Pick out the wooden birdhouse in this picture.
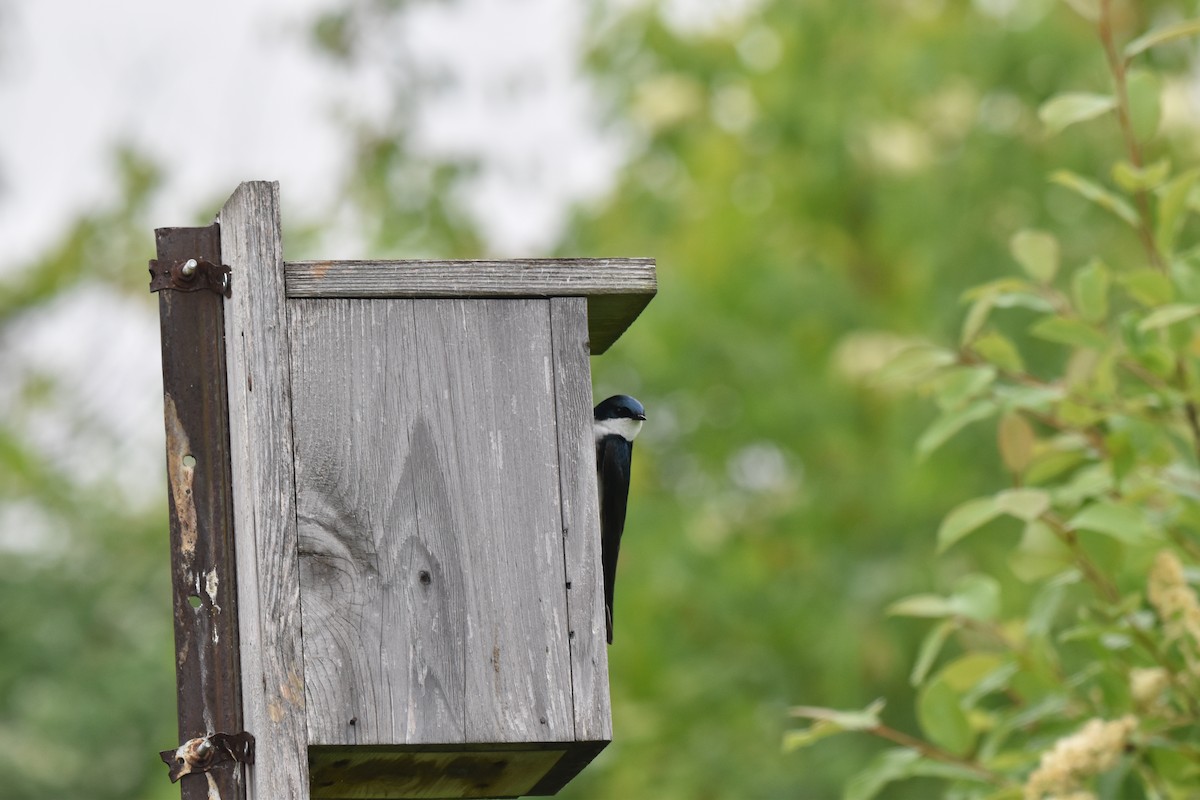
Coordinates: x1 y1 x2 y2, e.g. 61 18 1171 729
152 182 656 800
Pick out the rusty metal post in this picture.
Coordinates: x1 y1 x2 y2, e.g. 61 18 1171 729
153 225 247 799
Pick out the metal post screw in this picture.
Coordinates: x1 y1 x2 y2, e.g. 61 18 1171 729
181 258 198 278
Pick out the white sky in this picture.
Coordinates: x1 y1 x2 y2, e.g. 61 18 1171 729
0 0 624 268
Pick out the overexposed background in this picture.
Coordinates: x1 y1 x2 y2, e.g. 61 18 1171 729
0 0 622 267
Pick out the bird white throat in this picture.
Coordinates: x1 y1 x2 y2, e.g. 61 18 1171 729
594 417 644 443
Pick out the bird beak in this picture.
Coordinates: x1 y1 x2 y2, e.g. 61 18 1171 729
634 412 647 421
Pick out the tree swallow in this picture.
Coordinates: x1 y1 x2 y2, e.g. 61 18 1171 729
594 394 646 644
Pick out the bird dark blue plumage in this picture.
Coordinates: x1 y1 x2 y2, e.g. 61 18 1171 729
594 394 646 644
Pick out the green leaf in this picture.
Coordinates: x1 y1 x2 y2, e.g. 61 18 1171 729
1120 268 1175 307
917 674 974 755
1126 17 1200 59
1009 521 1073 583
1050 170 1139 227
1137 303 1200 331
1096 754 1136 800
1030 315 1110 350
1071 259 1109 323
1027 576 1071 637
1025 447 1087 485
911 620 955 686
981 789 1025 800
991 291 1055 312
961 277 1038 302
937 495 1001 553
782 713 877 751
889 576 999 622
1053 463 1113 508
887 594 958 618
971 331 1025 372
1009 229 1059 283
1068 501 1161 544
939 652 1002 692
1148 746 1198 787
997 412 1036 474
1172 247 1200 302
1065 348 1107 394
1106 429 1135 487
846 747 992 800
931 365 996 411
993 383 1064 412
949 574 1001 621
876 344 957 387
1156 169 1200 256
1062 0 1098 21
1056 398 1104 427
782 724 837 752
1038 92 1116 135
1089 351 1116 398
917 399 997 459
789 699 884 731
1112 159 1170 192
1161 465 1200 502
981 696 1073 767
961 661 1019 707
1126 69 1162 141
960 294 994 345
1130 342 1175 377
995 487 1050 521
844 749 922 800
906 759 995 784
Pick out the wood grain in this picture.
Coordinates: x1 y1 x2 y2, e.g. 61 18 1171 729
219 181 310 800
290 298 576 750
283 259 657 354
549 297 613 743
289 299 466 747
411 298 573 744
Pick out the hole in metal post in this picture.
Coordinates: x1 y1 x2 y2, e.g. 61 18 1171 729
182 454 197 468
188 594 202 609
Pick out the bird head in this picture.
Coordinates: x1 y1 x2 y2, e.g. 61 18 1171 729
594 394 647 443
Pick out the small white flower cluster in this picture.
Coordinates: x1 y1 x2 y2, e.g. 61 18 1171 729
1023 716 1137 800
1148 550 1200 651
1129 667 1170 711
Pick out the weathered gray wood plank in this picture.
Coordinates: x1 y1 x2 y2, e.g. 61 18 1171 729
549 297 613 742
289 298 466 747
412 298 574 743
219 181 310 800
283 259 657 354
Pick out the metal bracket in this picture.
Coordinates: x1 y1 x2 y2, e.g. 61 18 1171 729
149 258 232 297
159 731 255 783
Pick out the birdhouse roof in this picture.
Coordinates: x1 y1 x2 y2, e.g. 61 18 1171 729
285 258 657 353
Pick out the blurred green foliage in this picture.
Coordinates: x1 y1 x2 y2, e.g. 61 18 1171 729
0 153 179 799
4 0 1200 798
558 2 1178 797
787 2 1200 797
